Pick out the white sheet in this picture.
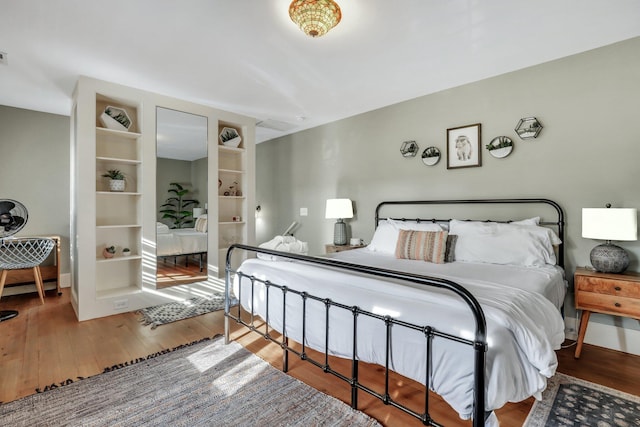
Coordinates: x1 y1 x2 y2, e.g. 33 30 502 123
233 250 566 423
156 228 207 256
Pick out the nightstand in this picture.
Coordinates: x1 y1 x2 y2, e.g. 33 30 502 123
574 267 640 358
325 244 366 254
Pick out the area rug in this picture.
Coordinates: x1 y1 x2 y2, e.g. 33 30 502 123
524 372 640 426
0 336 381 427
138 292 237 329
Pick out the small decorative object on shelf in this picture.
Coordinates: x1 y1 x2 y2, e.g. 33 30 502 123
400 140 419 157
219 127 242 148
515 117 543 139
122 247 131 257
103 245 116 259
102 169 126 192
421 146 441 166
224 181 240 196
232 216 242 222
486 136 514 158
100 106 132 131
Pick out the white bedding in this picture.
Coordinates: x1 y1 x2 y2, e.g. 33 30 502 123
157 228 207 257
233 249 566 423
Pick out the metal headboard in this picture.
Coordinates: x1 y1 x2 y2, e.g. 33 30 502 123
375 198 565 268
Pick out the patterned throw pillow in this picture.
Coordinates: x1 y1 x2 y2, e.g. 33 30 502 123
395 230 448 263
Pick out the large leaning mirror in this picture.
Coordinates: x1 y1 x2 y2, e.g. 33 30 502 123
156 107 208 288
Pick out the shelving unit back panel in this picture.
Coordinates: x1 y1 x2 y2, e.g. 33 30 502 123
96 197 140 226
95 261 142 293
96 132 139 160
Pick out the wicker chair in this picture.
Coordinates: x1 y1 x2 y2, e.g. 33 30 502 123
0 238 56 308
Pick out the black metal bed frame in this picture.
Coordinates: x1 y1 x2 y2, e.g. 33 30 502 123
224 198 565 427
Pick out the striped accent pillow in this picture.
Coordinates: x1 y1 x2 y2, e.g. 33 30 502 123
195 217 208 233
395 230 448 263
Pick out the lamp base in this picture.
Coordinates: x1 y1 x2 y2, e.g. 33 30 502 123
333 219 347 246
590 243 630 273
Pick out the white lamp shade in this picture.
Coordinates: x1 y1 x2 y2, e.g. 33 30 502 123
325 199 353 219
582 208 638 241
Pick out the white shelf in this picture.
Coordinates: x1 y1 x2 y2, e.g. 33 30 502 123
96 224 141 229
96 255 142 263
96 127 141 139
218 195 246 200
219 168 245 174
219 221 246 225
96 156 141 165
96 191 142 196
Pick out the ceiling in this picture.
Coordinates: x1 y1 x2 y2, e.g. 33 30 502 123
1 0 639 144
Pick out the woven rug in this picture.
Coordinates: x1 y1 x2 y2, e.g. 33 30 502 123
524 372 640 426
138 292 237 329
0 336 381 427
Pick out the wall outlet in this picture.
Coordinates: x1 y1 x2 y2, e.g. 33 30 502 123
300 207 308 216
113 299 129 310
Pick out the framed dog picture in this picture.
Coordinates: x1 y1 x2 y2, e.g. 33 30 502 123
447 123 482 169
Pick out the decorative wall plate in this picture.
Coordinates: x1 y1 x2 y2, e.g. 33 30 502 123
486 136 513 158
400 140 419 157
515 117 543 139
421 146 441 165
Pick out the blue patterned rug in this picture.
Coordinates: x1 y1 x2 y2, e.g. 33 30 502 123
524 372 640 426
138 292 237 329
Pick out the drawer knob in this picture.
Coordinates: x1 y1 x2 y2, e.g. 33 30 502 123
614 286 621 291
615 302 622 307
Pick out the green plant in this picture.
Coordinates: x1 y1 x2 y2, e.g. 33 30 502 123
160 182 200 229
486 139 513 151
102 169 125 180
104 245 116 254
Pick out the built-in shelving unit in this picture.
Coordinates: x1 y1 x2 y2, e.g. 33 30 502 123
217 124 250 277
71 76 256 320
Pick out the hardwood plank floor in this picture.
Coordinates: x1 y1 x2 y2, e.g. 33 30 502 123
1 289 639 426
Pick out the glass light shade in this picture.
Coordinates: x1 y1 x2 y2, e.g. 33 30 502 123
582 208 637 241
325 198 353 219
289 0 342 38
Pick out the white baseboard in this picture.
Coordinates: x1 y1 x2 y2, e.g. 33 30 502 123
565 316 640 356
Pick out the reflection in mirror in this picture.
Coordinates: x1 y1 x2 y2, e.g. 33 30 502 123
156 107 208 288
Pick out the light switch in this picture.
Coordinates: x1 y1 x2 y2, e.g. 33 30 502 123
300 207 308 216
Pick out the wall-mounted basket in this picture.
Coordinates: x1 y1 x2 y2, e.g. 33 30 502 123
219 127 242 148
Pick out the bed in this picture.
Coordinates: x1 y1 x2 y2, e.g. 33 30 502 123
224 198 567 427
157 219 208 271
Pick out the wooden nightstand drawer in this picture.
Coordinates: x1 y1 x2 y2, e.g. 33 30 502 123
575 291 640 319
575 276 640 298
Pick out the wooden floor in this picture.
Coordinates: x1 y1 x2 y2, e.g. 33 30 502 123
156 256 207 288
1 289 639 426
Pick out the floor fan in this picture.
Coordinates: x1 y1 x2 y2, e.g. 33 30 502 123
0 199 39 321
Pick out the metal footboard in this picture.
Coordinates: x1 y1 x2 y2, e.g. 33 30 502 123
224 244 488 427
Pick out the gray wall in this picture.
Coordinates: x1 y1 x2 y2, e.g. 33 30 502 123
256 37 640 330
0 106 70 274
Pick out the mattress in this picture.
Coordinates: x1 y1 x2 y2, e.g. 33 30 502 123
233 250 566 423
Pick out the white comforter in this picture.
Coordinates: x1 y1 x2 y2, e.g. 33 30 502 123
233 249 566 423
156 228 207 257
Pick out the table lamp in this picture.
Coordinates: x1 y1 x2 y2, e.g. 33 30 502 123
582 204 637 273
325 198 353 245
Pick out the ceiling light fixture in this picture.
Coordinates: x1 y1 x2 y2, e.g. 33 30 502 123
289 0 342 38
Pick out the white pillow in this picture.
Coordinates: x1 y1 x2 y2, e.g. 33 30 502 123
194 217 208 233
368 219 443 255
449 220 561 266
